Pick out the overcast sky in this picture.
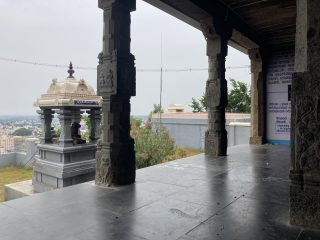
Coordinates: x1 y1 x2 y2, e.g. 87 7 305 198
0 0 250 116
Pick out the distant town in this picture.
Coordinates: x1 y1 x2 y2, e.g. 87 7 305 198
0 115 48 154
0 115 147 154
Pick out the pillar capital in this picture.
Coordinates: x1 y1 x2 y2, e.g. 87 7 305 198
248 48 262 72
201 23 229 58
200 17 232 40
248 48 261 60
201 24 218 40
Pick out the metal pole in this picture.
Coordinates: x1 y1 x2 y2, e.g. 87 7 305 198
159 33 163 130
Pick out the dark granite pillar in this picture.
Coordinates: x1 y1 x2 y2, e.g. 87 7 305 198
56 109 73 147
290 0 320 228
202 25 229 156
96 0 136 186
71 109 83 124
249 48 264 144
37 109 54 144
88 109 101 143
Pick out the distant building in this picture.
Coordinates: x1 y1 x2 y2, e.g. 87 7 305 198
152 106 251 150
0 135 14 153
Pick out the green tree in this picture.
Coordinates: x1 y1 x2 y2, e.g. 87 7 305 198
190 97 203 112
189 93 207 112
199 94 207 112
151 104 164 114
189 80 251 113
226 79 251 113
13 128 32 136
148 104 164 121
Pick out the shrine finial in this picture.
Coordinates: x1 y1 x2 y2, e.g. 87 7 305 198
67 62 75 78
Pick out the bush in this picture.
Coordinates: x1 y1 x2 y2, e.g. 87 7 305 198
166 146 187 161
131 117 186 169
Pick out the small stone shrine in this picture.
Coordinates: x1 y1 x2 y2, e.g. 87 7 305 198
33 63 102 192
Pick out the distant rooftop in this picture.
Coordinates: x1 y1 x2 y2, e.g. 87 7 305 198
153 112 251 119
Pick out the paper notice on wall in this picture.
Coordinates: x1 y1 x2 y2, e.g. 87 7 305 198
266 50 294 144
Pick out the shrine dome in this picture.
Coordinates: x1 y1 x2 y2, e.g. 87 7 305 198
34 62 102 108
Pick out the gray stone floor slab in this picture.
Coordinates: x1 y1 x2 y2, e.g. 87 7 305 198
1 144 320 240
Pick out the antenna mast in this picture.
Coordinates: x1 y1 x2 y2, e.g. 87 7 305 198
159 33 163 130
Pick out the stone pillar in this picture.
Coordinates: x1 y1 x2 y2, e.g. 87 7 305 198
96 0 136 186
37 109 54 144
290 0 320 228
71 109 82 124
248 48 264 144
88 109 101 143
56 109 73 147
202 25 229 156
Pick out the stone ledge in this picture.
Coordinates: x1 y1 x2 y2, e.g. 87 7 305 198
4 180 34 201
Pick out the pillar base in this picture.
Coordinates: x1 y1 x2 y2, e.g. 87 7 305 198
249 136 264 145
205 130 227 156
95 140 135 187
290 182 320 228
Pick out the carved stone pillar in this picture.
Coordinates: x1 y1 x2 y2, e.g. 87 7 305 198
290 0 320 228
37 109 54 144
249 48 264 144
88 109 101 143
203 25 229 156
96 0 136 186
56 109 73 147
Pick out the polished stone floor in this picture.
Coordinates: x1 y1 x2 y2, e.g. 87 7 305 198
1 144 320 240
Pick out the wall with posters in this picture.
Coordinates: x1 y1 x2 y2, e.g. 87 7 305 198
266 49 294 145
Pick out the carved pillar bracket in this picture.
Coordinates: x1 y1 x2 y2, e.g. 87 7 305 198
202 24 230 156
37 109 54 144
56 109 73 147
96 0 136 186
290 0 320 228
248 48 264 144
88 109 102 143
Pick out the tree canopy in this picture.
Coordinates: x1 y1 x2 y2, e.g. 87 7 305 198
13 128 32 136
189 79 251 113
189 94 207 113
226 79 251 113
